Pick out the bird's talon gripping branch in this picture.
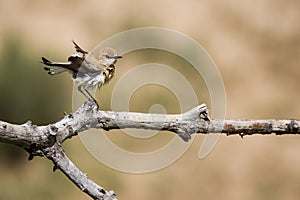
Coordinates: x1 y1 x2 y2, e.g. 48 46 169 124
83 100 99 111
90 100 99 110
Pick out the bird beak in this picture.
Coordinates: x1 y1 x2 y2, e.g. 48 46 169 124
115 55 122 59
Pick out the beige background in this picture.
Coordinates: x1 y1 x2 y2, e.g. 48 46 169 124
0 0 300 199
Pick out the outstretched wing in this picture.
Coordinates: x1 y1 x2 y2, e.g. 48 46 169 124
73 40 88 55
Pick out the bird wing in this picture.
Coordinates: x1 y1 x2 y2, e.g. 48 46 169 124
72 40 88 55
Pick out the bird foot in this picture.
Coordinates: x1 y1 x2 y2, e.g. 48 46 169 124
83 101 99 111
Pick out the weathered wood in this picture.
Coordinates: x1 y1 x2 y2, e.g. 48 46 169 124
0 101 299 199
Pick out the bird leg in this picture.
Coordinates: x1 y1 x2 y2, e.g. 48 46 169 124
77 85 99 109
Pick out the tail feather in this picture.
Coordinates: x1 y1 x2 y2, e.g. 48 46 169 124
41 57 72 67
41 45 84 77
43 66 68 76
41 57 71 75
41 57 53 66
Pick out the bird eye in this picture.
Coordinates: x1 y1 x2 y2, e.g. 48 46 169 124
104 55 112 59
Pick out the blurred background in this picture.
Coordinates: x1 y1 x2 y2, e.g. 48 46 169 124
0 0 300 199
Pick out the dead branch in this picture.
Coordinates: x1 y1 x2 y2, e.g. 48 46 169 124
0 101 299 199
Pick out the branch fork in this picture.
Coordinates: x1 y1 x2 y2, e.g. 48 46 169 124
0 101 299 199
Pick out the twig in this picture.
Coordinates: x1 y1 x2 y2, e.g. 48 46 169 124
0 101 299 199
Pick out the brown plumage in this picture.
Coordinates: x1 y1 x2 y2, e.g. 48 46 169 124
41 41 122 108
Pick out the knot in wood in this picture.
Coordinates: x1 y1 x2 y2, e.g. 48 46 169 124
288 120 299 133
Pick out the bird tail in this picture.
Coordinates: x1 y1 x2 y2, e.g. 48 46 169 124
41 57 70 75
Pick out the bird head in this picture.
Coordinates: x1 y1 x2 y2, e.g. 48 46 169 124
100 47 122 66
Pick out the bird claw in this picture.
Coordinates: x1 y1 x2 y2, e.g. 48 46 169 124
91 100 99 110
83 101 99 111
94 101 100 110
90 99 100 110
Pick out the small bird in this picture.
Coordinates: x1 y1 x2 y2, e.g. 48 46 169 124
41 41 122 108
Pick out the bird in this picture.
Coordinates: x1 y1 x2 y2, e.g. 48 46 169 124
41 41 122 109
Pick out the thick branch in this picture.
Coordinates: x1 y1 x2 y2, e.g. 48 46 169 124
0 104 117 200
0 101 299 199
52 101 298 140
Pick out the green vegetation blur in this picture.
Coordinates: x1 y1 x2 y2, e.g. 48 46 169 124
0 36 70 124
0 35 73 200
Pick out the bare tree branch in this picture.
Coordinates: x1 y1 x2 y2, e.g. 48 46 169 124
0 101 299 199
43 143 116 200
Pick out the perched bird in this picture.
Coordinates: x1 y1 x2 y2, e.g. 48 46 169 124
41 41 122 108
